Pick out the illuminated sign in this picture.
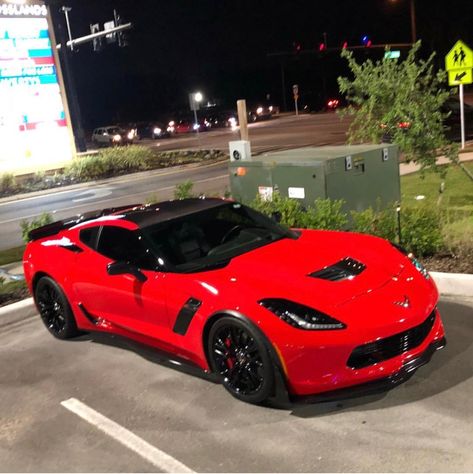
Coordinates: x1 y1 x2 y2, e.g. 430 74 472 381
0 1 75 175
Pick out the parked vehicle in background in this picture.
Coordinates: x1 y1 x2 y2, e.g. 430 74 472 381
135 122 170 140
91 126 135 147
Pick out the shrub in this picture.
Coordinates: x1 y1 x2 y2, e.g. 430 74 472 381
302 198 348 230
174 180 195 199
351 205 398 241
1 173 16 194
20 212 53 243
249 192 305 228
64 146 154 181
400 205 444 256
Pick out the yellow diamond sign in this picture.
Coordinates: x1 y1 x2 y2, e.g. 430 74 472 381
445 40 473 71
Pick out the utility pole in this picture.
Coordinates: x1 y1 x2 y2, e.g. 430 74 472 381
410 0 417 44
58 6 87 152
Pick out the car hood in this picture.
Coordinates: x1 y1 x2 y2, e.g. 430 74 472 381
201 230 406 315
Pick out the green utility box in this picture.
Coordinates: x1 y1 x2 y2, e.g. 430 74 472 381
229 144 400 213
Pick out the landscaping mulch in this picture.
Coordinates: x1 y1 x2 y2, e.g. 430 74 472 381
422 247 473 274
0 287 30 308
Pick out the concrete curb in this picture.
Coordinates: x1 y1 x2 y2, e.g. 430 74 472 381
0 272 471 329
431 272 473 298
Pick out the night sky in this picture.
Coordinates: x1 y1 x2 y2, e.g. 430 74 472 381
46 0 473 129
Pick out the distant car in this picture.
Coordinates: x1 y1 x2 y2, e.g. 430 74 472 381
24 197 445 405
92 126 135 147
381 98 473 143
202 109 238 129
135 122 170 140
172 118 209 134
248 104 273 122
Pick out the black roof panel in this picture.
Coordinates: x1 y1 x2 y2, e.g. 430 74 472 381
120 198 229 228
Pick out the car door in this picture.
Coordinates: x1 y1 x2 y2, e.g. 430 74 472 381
73 224 170 339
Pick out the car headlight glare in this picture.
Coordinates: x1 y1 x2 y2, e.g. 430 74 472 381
259 298 346 330
113 134 122 141
153 127 162 135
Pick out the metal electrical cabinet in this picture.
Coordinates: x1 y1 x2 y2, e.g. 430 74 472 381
229 144 400 213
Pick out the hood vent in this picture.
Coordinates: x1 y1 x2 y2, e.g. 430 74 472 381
309 257 366 282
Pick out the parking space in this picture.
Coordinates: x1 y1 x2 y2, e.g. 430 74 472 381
1 297 472 472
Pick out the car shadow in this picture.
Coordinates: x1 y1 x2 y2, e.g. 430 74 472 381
72 331 220 384
69 299 472 414
289 299 473 418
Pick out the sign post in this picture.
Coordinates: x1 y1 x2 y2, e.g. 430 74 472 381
445 40 473 149
292 84 299 116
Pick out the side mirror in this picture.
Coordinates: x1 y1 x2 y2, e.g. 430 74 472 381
107 261 147 283
271 211 282 223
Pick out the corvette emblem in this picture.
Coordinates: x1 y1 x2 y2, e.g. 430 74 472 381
394 296 411 308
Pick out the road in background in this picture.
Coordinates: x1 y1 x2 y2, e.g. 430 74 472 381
1 297 472 472
92 113 351 154
0 162 229 250
0 113 350 251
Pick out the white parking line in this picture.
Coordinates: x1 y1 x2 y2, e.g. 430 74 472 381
61 398 194 473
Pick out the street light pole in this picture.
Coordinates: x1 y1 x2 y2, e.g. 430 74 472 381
409 0 417 44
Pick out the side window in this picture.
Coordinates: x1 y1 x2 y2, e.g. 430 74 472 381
96 226 156 270
79 226 100 250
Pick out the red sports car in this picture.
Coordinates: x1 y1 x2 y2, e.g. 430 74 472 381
23 198 445 404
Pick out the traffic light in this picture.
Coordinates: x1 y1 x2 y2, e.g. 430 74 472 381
90 23 102 52
319 42 326 52
342 41 348 49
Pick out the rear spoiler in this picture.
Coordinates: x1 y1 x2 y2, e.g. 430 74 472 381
28 204 142 242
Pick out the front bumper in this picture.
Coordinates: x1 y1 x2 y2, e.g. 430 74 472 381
293 336 446 403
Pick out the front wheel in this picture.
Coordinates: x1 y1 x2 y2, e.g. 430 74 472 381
208 316 275 404
34 276 80 339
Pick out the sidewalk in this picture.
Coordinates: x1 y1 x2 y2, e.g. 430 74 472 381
399 150 473 175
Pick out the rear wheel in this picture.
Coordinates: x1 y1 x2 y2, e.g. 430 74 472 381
208 316 275 404
34 276 80 339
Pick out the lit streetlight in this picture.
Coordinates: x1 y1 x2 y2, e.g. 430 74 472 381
191 91 203 131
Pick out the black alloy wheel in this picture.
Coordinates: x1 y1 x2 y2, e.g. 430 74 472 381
34 276 80 339
208 316 275 404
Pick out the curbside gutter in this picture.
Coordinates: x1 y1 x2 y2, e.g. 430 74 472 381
0 273 471 330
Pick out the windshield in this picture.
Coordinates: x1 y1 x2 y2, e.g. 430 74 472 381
141 202 298 273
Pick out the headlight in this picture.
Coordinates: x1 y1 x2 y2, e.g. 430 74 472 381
256 106 263 115
168 120 175 127
127 131 134 140
268 105 273 112
153 127 162 135
391 242 430 279
259 298 346 330
113 134 122 142
193 123 200 130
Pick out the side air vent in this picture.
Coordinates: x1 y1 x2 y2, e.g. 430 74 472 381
309 257 366 282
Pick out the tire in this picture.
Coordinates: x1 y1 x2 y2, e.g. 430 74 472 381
208 316 275 404
34 276 80 340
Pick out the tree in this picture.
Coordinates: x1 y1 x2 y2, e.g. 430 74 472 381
338 42 458 174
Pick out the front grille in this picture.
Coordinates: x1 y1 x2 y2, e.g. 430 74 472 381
309 257 366 282
347 310 436 369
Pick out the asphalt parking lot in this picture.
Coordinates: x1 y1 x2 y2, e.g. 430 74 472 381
1 297 472 472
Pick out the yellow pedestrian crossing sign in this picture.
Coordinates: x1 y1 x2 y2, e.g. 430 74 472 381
445 40 473 86
445 40 473 71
